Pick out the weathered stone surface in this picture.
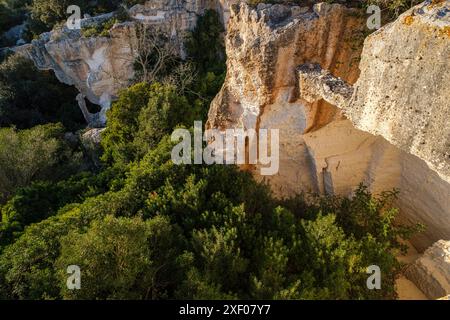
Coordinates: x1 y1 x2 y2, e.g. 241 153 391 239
81 128 105 146
13 0 227 126
298 63 353 109
405 240 450 299
80 128 106 168
207 2 363 132
207 1 450 252
298 1 450 184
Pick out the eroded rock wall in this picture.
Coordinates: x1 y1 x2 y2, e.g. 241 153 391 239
13 0 228 125
207 2 450 252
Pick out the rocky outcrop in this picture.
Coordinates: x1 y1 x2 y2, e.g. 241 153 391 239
347 1 450 184
13 0 226 126
405 240 450 299
298 63 353 109
207 1 450 252
208 2 366 195
80 128 105 168
207 2 364 132
299 1 450 183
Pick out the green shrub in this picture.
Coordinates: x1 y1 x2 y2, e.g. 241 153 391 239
0 4 20 35
0 123 82 203
101 82 202 165
0 53 84 130
0 170 118 249
81 17 119 38
56 215 185 299
0 110 423 300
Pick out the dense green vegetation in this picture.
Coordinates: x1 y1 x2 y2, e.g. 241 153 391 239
0 54 84 130
0 9 424 300
0 0 146 40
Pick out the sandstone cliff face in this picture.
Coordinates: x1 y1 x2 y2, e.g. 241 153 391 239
15 20 135 125
207 2 450 252
13 0 225 125
208 2 366 193
346 1 450 184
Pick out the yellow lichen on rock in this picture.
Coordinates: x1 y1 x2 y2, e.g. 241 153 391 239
404 15 415 25
439 26 450 38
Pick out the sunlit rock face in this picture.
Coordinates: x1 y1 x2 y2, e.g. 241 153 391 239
207 2 450 252
13 0 229 125
208 1 365 192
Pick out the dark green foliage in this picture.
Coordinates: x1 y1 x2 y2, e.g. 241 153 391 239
56 215 185 299
26 0 87 36
365 1 422 21
81 18 119 38
0 199 105 299
102 8 227 165
0 54 84 130
0 136 422 299
186 9 226 74
0 170 118 249
185 9 226 107
0 123 83 203
101 82 203 165
25 0 144 37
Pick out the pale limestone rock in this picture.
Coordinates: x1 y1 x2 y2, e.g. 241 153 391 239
207 1 363 132
13 0 228 126
346 1 450 184
405 240 450 299
396 242 428 300
207 1 450 252
297 63 353 109
81 128 105 146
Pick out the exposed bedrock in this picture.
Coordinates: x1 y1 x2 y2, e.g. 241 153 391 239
13 0 229 126
207 1 450 252
299 1 450 184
